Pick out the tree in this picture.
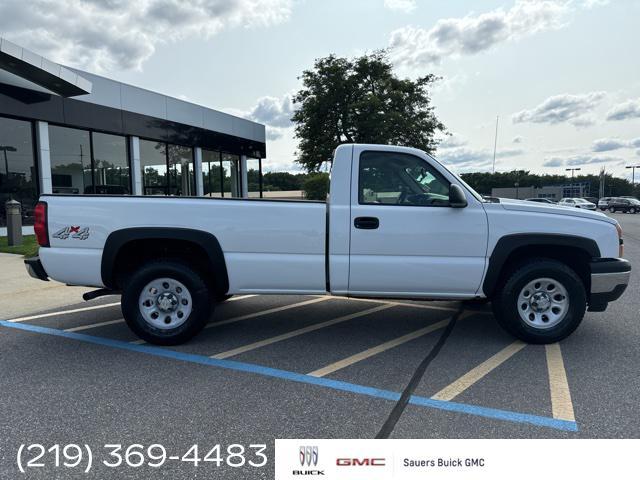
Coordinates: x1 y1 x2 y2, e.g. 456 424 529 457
303 173 330 200
459 170 637 198
292 51 446 172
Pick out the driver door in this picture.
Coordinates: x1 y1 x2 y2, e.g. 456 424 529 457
348 147 488 297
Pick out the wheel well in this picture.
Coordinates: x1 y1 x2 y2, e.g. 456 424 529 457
102 228 229 295
492 245 591 296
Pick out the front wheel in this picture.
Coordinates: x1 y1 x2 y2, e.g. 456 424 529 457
121 260 213 345
629 207 636 214
609 207 616 213
492 259 586 344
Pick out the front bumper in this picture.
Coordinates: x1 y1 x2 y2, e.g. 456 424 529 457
24 256 49 281
589 258 630 309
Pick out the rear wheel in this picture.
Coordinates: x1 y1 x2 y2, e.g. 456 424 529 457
492 259 586 344
121 260 213 345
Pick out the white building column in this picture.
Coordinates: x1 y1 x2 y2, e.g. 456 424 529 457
35 121 52 194
194 147 204 196
240 155 249 198
129 136 142 195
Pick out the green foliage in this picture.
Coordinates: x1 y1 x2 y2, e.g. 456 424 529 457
0 234 39 257
262 171 305 191
292 51 446 172
460 170 637 198
303 173 330 200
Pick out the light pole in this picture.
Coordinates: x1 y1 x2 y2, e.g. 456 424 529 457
0 145 17 177
626 165 640 185
514 181 519 200
566 167 581 180
566 167 581 197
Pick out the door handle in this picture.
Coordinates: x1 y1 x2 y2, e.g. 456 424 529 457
354 216 379 229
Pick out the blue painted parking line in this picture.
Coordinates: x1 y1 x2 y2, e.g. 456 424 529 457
0 320 578 432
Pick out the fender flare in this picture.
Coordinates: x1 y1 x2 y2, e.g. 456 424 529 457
101 227 229 294
482 233 600 297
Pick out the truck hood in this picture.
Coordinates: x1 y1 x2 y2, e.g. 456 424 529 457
495 198 617 225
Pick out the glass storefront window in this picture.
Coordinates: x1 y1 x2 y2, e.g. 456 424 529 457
91 132 130 194
168 144 194 196
202 149 223 197
140 141 194 196
222 153 240 198
140 140 167 195
0 116 38 227
49 125 91 194
246 158 262 198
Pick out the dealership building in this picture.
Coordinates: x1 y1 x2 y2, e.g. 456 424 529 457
0 37 266 227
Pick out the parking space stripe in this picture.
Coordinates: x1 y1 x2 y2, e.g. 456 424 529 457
545 343 575 421
212 305 393 359
308 317 457 378
0 320 578 432
431 340 527 401
227 295 257 302
64 319 125 332
7 302 121 323
205 296 330 329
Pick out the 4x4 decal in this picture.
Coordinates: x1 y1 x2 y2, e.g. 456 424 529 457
53 226 90 240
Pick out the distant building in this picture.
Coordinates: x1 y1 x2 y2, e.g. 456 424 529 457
492 183 590 200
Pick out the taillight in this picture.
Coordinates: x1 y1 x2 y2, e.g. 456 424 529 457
616 223 624 258
34 201 49 247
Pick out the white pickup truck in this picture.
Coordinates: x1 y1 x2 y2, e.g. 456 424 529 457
25 144 630 345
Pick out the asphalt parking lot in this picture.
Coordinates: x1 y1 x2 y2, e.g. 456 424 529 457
1 213 638 478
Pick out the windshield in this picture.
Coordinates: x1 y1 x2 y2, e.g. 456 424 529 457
425 153 485 203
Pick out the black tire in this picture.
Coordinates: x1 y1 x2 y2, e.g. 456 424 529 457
609 207 616 213
629 207 636 214
121 259 213 345
492 258 586 344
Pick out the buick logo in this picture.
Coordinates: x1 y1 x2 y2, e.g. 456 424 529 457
299 446 318 467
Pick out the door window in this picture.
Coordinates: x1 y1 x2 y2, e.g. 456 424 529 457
358 151 450 206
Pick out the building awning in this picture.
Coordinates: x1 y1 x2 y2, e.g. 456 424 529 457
0 37 92 97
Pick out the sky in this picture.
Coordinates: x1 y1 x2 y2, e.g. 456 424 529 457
2 0 640 180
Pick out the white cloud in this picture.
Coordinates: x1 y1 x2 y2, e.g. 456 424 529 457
384 0 416 13
437 145 523 171
543 158 564 167
225 93 295 140
582 0 609 8
512 91 606 125
544 154 624 167
439 133 467 149
606 98 640 121
389 0 569 67
592 137 640 152
0 0 293 72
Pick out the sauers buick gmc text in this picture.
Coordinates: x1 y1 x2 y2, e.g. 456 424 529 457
25 144 631 345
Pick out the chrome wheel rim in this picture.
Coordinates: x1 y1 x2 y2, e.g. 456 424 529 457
517 277 569 329
139 277 192 330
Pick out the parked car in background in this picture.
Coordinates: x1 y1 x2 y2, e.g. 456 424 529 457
583 197 599 205
606 197 639 214
559 198 597 210
524 198 557 204
598 197 612 210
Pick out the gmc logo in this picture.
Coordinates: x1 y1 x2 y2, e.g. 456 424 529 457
336 458 386 466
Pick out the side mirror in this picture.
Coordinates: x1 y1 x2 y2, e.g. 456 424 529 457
449 184 468 208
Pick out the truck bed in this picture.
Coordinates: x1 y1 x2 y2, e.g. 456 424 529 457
40 195 328 294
